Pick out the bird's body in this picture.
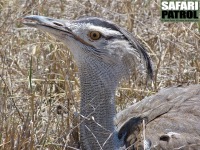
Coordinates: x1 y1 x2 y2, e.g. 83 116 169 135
116 84 200 149
23 15 200 150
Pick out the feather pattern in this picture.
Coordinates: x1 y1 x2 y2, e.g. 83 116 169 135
116 84 200 149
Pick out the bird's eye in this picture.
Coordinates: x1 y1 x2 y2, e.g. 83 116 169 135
88 31 101 40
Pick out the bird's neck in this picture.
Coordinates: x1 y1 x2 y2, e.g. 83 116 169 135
79 62 119 150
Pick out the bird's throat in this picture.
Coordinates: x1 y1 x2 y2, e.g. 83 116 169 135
79 63 118 150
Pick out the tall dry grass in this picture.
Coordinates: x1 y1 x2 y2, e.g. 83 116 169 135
0 0 199 149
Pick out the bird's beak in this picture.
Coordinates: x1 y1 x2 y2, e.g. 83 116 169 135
22 15 94 47
23 15 72 35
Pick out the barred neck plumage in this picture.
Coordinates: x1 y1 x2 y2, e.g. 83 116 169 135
78 56 121 149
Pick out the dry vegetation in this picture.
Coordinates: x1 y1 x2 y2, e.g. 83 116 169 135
0 0 200 149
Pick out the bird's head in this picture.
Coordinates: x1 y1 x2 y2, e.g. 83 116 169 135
23 15 153 82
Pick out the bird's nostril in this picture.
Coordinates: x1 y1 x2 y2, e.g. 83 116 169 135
53 22 63 26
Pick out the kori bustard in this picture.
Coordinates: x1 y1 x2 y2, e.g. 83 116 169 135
23 15 200 150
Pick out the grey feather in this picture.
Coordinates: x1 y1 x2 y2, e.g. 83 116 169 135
116 84 200 149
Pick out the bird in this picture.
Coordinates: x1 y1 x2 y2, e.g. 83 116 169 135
23 15 200 150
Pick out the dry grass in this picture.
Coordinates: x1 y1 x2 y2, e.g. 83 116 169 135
0 0 199 149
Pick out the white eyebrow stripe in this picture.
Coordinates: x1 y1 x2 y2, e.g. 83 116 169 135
87 24 123 37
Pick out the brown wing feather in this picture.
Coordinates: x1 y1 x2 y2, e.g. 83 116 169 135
115 84 200 149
